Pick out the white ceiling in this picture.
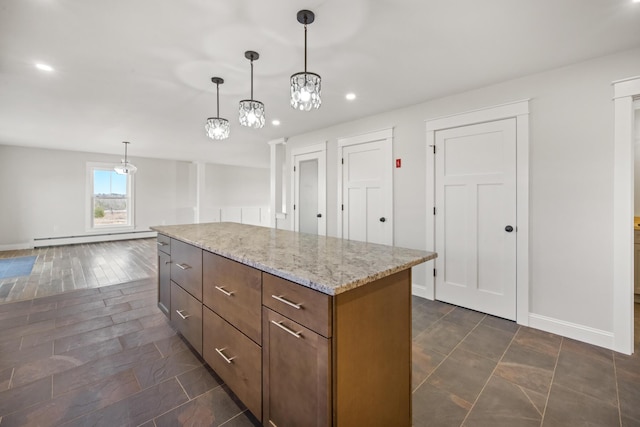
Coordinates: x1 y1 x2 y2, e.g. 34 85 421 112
1 0 639 168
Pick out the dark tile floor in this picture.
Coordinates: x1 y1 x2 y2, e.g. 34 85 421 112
0 240 639 426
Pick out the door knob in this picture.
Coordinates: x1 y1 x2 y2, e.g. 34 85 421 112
379 217 386 223
505 225 514 232
317 213 322 218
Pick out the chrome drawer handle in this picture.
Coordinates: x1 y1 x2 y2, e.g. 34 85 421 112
271 295 302 310
164 260 172 265
215 286 234 297
175 263 191 270
157 241 168 246
215 347 235 364
271 320 302 338
175 309 190 320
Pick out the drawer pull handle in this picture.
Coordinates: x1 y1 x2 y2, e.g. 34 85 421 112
157 241 168 246
175 309 190 320
215 347 235 364
271 295 302 310
271 320 302 338
164 260 172 265
215 286 234 297
175 263 191 270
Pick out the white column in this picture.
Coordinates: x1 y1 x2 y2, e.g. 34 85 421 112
194 161 206 224
268 138 287 229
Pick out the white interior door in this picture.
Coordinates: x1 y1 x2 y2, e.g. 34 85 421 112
339 129 393 245
435 118 517 320
293 146 326 235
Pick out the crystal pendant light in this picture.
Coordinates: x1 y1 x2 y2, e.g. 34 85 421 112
114 141 137 175
239 51 265 129
205 77 230 140
290 10 321 111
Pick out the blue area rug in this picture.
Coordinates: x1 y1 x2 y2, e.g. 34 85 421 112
0 256 37 279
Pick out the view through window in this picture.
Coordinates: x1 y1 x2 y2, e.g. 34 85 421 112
91 168 132 228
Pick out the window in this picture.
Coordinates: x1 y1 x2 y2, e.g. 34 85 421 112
87 163 134 230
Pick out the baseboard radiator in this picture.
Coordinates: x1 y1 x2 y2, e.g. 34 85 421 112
32 230 157 248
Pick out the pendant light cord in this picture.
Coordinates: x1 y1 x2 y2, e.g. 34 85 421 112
304 21 308 73
250 59 254 101
216 81 220 118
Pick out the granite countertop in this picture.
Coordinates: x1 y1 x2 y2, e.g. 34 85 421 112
151 222 437 295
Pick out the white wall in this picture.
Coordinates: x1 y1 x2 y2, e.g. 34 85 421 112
279 47 640 340
0 145 269 247
0 145 191 247
634 107 640 216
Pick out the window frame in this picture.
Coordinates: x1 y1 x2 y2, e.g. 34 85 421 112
86 162 135 232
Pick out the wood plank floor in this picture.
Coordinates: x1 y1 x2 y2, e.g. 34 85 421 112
0 239 157 303
0 240 639 426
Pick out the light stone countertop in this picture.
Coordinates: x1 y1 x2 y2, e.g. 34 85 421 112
151 222 437 296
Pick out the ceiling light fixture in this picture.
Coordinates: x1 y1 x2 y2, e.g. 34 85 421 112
346 93 356 101
35 63 54 72
272 120 281 126
206 77 230 140
239 51 265 129
114 141 137 175
290 10 321 111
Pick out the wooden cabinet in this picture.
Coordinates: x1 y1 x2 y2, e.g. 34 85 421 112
157 251 171 316
203 252 262 345
170 239 202 300
635 230 640 295
157 234 171 317
156 235 413 427
263 308 330 427
171 282 203 355
203 307 262 419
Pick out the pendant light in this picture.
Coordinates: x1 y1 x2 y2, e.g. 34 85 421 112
290 9 321 111
239 51 265 129
114 141 137 175
205 77 230 140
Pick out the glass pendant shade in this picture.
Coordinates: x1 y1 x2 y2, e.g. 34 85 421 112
291 10 321 111
114 141 137 175
239 51 265 129
238 99 265 128
290 72 321 111
205 117 230 140
206 77 230 140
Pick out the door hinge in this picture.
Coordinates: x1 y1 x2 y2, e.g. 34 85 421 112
341 204 344 211
293 166 296 172
433 268 437 277
293 204 296 210
341 158 344 165
433 145 436 154
433 207 436 215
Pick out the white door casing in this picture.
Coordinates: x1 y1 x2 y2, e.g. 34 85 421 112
291 142 327 236
612 76 640 355
337 129 393 245
425 100 529 326
435 119 517 320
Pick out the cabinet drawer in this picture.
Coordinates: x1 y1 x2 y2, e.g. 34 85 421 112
203 307 262 421
263 308 330 427
171 282 202 355
203 252 262 345
170 239 202 300
263 273 331 338
156 234 171 255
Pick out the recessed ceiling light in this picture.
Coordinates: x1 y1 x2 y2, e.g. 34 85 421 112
272 119 281 126
35 63 54 72
345 93 356 101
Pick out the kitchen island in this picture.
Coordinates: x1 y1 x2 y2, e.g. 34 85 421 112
151 222 436 427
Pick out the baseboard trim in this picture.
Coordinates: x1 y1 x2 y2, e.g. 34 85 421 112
32 231 157 248
528 313 614 351
0 242 34 251
411 283 433 300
